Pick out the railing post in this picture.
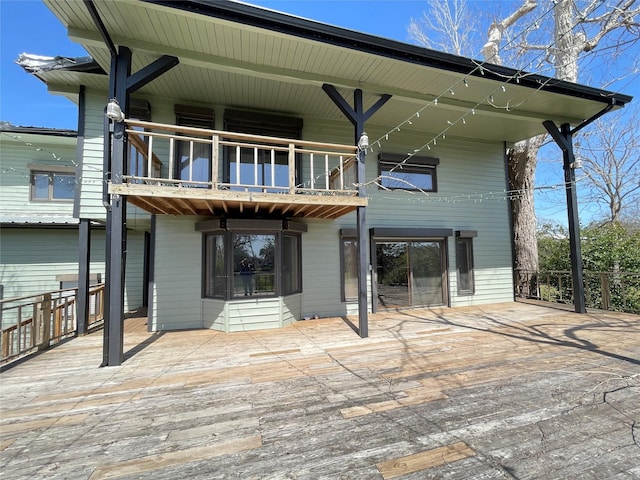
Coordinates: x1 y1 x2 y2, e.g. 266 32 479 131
40 293 51 351
558 274 562 302
16 306 23 354
601 273 610 311
288 144 296 194
211 135 219 189
168 137 175 180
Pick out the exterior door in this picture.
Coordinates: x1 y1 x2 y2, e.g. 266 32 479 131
375 240 446 309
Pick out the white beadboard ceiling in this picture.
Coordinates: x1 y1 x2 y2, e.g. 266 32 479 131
39 0 630 144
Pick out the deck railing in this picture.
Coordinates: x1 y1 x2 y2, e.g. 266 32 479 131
123 119 359 195
515 270 640 314
0 284 105 363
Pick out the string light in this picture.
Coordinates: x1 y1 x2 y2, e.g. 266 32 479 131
367 0 566 172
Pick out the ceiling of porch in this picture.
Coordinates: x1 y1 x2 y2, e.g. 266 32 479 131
40 0 631 145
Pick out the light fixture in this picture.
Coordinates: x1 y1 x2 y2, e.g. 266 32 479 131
106 98 125 122
570 158 583 169
358 132 369 150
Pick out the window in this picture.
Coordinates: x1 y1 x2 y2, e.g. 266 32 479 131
204 234 226 298
175 104 215 184
30 170 75 201
378 153 439 192
200 219 305 300
340 237 358 301
128 99 155 179
282 234 301 295
223 109 303 192
233 234 276 297
455 231 477 295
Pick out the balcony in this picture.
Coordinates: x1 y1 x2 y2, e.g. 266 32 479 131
109 119 365 219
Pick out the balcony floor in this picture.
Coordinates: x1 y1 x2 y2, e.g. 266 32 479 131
110 183 367 218
1 302 639 479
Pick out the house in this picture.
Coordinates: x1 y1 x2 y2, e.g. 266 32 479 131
0 123 145 317
23 0 631 365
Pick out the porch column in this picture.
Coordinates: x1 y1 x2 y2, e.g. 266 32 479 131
77 218 91 335
104 46 132 366
322 85 391 338
101 47 179 366
356 137 368 338
543 121 586 313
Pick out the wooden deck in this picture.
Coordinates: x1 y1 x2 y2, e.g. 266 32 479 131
1 302 638 479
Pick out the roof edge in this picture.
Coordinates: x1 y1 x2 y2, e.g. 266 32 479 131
0 123 77 137
142 0 632 106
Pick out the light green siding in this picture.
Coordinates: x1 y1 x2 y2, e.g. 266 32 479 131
151 215 204 330
0 228 146 312
77 92 154 229
75 92 107 220
201 295 300 332
123 230 146 311
227 298 281 332
0 229 103 301
366 136 513 307
152 214 302 332
94 98 513 332
0 131 76 217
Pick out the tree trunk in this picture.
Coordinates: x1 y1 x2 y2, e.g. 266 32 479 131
509 135 545 296
508 0 580 296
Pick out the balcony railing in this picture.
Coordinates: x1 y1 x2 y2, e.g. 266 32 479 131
112 119 364 218
0 285 105 364
515 270 640 314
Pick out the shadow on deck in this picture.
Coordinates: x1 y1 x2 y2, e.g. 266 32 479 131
1 302 638 479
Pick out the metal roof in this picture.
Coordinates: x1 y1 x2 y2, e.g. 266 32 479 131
0 122 77 137
0 215 105 228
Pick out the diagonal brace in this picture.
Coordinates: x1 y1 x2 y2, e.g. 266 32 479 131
322 84 391 139
127 55 180 93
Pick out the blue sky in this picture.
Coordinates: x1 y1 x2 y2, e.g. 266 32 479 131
1 0 427 129
1 0 637 224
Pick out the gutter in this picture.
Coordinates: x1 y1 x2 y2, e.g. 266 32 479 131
143 0 633 107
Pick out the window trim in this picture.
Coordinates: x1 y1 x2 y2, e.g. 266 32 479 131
378 153 439 192
455 230 477 296
199 219 306 300
339 232 358 302
29 167 76 202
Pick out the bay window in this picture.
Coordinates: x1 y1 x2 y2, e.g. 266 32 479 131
200 219 305 300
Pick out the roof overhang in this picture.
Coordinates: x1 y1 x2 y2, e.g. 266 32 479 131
38 0 632 144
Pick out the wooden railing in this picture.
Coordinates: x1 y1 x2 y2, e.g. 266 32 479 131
123 119 359 195
0 284 105 363
515 270 640 314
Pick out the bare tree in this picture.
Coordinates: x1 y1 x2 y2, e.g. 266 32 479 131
410 0 639 280
408 0 481 57
576 107 640 223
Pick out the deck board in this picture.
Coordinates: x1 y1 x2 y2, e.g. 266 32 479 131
0 302 638 479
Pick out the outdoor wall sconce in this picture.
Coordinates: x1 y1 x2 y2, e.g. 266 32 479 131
106 98 125 122
358 131 369 150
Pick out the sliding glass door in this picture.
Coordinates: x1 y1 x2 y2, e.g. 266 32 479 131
375 240 446 309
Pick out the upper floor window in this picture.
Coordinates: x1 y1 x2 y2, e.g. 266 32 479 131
128 99 155 179
223 109 303 192
30 168 75 202
175 104 215 184
378 153 439 192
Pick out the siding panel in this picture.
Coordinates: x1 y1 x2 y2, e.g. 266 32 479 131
151 215 204 330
